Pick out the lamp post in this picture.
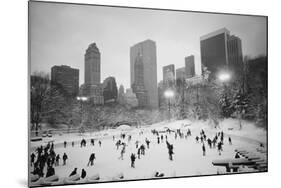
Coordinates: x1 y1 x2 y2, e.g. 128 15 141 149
164 89 174 121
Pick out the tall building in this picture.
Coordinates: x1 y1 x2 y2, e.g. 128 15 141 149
51 65 79 96
131 53 149 107
200 28 243 79
83 42 104 104
227 35 243 75
85 43 100 85
185 55 195 78
176 67 186 83
130 39 158 108
163 64 175 88
102 76 118 103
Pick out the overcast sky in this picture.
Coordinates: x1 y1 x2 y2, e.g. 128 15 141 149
30 2 267 89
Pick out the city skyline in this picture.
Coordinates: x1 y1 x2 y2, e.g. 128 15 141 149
30 2 267 89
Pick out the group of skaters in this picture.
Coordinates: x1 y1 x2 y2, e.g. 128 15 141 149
63 139 102 148
114 132 154 168
195 129 233 156
30 142 69 178
31 137 103 180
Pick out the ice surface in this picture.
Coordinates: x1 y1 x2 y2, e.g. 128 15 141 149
30 118 267 186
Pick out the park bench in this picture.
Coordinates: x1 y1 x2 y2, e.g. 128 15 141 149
212 159 256 172
30 137 42 142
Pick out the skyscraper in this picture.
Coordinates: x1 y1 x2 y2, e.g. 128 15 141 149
163 64 175 88
83 42 104 104
185 55 195 78
200 28 243 79
132 53 149 107
85 43 101 85
102 76 118 103
51 65 79 96
130 39 158 108
227 35 243 75
176 67 186 82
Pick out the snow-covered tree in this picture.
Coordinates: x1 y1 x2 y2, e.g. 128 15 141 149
219 93 233 118
230 89 249 129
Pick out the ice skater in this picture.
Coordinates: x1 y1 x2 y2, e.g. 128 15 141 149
55 154 60 166
202 144 206 156
46 165 55 178
30 153 36 167
145 138 151 149
69 168 77 177
62 153 68 165
81 169 87 179
228 137 232 145
130 153 136 168
87 153 96 166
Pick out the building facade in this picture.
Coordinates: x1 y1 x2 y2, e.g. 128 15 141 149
102 76 118 103
227 35 243 76
163 64 175 88
131 53 149 107
83 42 104 104
51 65 79 96
130 39 158 108
185 55 195 78
200 28 243 79
176 67 186 82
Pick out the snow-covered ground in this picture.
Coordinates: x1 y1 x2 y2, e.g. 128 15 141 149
29 118 267 186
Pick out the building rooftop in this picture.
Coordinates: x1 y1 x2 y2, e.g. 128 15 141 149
200 28 230 41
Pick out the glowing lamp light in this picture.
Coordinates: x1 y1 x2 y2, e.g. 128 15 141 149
164 90 174 98
218 72 231 82
77 96 88 101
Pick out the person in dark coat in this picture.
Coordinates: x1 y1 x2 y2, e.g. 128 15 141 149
72 141 75 147
207 138 212 148
145 139 150 149
168 145 174 161
55 154 60 166
140 144 145 155
217 142 223 155
87 153 96 166
130 153 136 168
99 140 102 147
120 146 125 160
81 169 87 179
46 166 55 178
235 152 240 158
195 136 199 143
62 153 68 165
228 137 232 145
30 153 36 166
64 141 67 148
69 168 77 177
202 144 206 156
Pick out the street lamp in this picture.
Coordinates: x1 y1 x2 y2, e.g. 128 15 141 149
164 89 174 121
